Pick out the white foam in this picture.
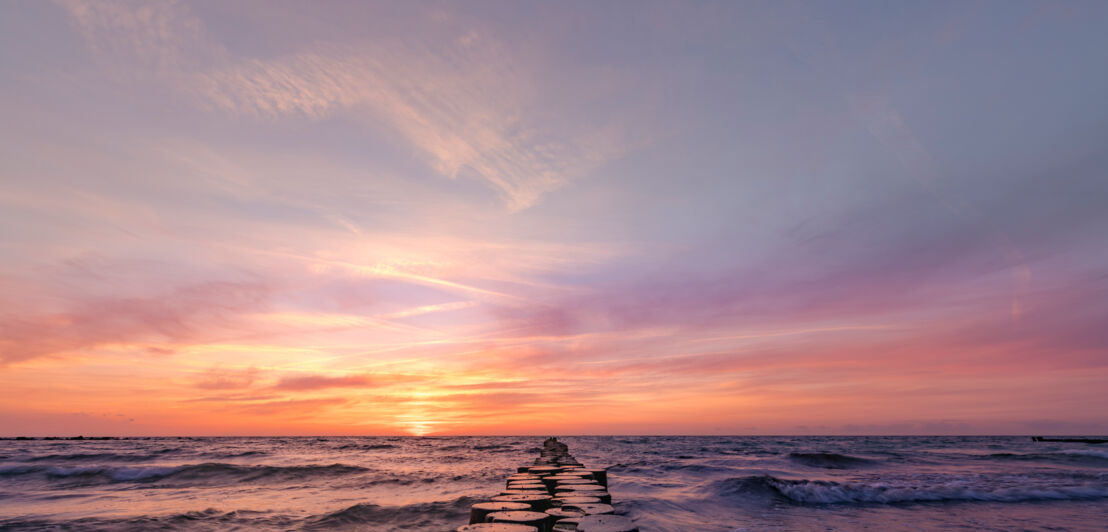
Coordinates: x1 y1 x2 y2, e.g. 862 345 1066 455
768 477 1108 504
1058 449 1108 460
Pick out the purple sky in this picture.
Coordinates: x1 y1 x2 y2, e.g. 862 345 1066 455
0 0 1106 435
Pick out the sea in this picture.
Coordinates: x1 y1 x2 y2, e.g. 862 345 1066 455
1 436 1106 531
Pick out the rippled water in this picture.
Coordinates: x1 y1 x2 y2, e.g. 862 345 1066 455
1 436 1106 530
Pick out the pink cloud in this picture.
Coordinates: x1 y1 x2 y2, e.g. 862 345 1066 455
194 366 261 390
231 397 351 416
272 373 427 391
0 280 270 364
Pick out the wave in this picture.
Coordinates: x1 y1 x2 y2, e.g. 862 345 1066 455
0 508 297 531
608 459 657 472
1061 449 1108 460
0 464 45 475
336 443 396 450
3 462 373 485
77 465 181 481
980 451 1108 465
143 463 371 484
658 462 735 474
205 450 267 458
20 448 183 463
713 474 1108 505
305 496 477 530
17 448 268 462
788 452 875 469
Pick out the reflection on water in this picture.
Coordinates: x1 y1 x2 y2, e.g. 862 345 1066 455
1 436 1106 530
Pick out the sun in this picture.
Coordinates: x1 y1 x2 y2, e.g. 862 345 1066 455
395 412 448 436
404 420 434 436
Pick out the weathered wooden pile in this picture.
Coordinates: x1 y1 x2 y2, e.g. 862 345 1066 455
455 437 638 532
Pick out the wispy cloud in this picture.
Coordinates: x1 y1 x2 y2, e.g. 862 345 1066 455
0 280 270 364
194 366 261 390
55 0 217 75
273 372 426 391
57 0 632 210
199 42 630 210
232 397 350 416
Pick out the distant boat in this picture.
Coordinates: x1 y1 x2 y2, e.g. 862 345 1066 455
1031 437 1108 444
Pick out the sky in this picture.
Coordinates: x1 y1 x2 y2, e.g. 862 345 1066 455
1 0 1106 436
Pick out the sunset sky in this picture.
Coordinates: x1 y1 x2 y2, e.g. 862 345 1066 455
1 1 1106 436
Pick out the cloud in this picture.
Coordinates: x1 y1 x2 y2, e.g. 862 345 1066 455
194 366 261 390
197 43 628 210
273 372 426 391
274 373 375 391
55 0 216 75
375 301 478 320
0 279 270 364
182 393 283 403
0 409 147 436
58 1 633 210
232 397 350 416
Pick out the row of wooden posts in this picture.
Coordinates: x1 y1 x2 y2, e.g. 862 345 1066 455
456 437 638 532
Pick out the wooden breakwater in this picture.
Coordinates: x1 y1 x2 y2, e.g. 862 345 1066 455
1031 436 1108 444
456 437 638 532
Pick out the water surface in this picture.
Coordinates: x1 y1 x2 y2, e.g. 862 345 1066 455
1 436 1106 530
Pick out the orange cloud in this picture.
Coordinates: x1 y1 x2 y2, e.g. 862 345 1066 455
273 373 428 391
0 280 270 364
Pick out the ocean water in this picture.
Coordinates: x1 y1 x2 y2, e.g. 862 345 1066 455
1 436 1106 531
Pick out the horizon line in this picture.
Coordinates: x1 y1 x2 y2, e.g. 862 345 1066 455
3 433 1101 439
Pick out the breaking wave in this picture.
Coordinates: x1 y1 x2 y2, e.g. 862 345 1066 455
4 462 373 485
0 497 480 532
22 448 182 462
305 496 477 530
0 508 298 531
712 474 1108 505
980 450 1108 465
788 452 875 469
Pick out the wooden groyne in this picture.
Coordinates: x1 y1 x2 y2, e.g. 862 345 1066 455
1031 436 1108 444
456 437 638 532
